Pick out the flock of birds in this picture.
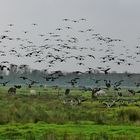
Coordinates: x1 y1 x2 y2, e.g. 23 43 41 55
0 18 139 73
0 18 140 107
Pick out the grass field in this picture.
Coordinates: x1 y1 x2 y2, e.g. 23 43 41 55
0 86 140 139
0 123 140 140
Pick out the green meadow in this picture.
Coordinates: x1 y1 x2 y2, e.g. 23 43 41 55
0 86 140 139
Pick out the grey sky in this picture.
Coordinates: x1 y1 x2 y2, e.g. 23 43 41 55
0 0 140 73
0 0 139 38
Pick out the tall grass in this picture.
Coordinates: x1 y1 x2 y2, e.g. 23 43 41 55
117 108 140 124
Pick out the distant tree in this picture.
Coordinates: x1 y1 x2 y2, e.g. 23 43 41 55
124 71 128 74
93 69 100 74
0 69 6 76
111 71 117 74
9 64 18 76
18 65 31 75
31 69 41 77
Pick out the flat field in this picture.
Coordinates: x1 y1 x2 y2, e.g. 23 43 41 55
0 86 140 140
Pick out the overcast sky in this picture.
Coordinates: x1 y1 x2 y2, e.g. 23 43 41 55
0 0 140 39
0 0 140 73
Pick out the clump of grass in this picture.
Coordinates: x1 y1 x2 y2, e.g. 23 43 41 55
94 131 109 140
93 111 108 125
2 128 22 139
25 132 36 140
41 130 57 140
0 112 9 124
117 108 140 123
32 106 49 123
